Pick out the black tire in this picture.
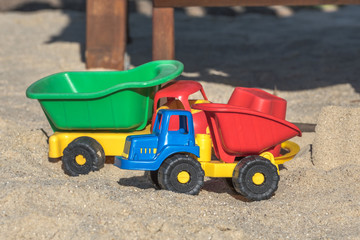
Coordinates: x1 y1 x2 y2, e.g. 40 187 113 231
158 154 204 195
232 156 279 201
145 170 161 189
62 137 105 176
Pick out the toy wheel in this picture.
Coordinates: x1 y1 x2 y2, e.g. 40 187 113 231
232 156 279 201
158 154 204 195
62 137 105 176
145 170 161 189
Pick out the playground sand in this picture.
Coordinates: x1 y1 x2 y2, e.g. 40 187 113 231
1 6 360 239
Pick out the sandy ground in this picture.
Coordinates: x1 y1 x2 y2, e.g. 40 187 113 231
1 5 360 239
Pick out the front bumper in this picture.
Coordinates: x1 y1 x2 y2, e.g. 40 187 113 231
114 156 159 171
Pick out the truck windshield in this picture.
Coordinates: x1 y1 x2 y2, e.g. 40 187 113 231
153 112 189 135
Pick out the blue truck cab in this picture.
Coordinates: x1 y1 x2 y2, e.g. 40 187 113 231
114 109 200 171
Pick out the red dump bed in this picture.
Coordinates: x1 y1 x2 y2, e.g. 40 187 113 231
193 103 301 163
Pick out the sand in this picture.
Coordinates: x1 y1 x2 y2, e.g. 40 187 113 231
1 4 360 239
314 106 360 171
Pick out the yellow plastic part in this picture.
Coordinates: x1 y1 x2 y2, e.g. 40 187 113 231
205 126 210 135
199 141 300 178
252 172 265 185
121 151 129 159
48 125 151 158
260 151 279 175
275 141 300 165
75 155 86 165
195 134 212 162
190 99 210 114
156 105 170 113
201 161 237 178
177 171 190 183
260 151 275 162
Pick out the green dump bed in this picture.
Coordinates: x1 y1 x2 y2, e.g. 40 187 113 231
26 60 183 132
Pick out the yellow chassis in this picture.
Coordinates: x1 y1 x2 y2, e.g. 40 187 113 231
49 127 300 179
200 141 300 178
48 125 152 159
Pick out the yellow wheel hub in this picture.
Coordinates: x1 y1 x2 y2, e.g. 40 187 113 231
252 172 265 185
75 155 86 166
177 171 190 184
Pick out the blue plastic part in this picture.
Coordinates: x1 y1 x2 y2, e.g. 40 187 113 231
114 145 199 170
114 109 199 171
126 134 158 162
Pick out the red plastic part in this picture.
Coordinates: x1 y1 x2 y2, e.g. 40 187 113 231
152 80 209 134
153 80 208 113
192 103 301 163
228 87 287 120
228 87 288 156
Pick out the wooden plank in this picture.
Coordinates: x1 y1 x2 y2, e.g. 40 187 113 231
86 0 127 70
153 7 175 60
153 0 360 7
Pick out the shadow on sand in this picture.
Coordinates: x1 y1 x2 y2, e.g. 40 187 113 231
8 2 360 92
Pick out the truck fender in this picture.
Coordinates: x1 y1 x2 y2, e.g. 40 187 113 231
153 145 200 170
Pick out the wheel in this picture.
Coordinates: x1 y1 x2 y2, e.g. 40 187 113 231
232 156 279 201
62 137 105 176
145 170 161 189
158 154 204 195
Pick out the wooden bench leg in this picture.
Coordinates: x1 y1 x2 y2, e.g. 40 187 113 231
86 0 127 70
152 7 175 60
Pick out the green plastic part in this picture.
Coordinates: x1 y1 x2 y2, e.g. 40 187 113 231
26 60 184 132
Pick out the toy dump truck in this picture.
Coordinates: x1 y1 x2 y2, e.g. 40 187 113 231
115 88 301 201
26 60 183 176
